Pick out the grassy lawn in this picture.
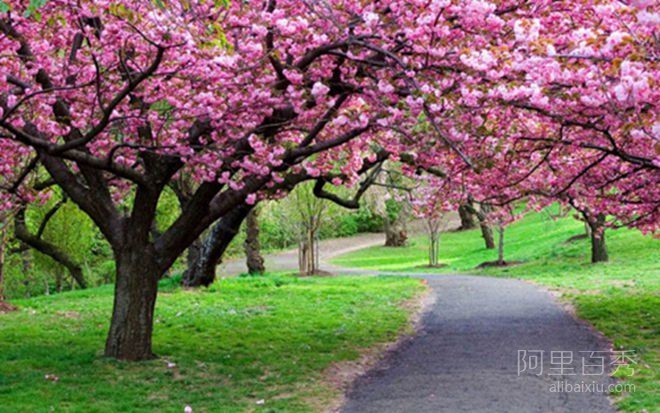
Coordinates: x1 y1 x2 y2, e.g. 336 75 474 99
331 209 659 412
0 275 423 412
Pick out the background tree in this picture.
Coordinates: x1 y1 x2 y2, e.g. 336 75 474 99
14 195 88 290
384 199 410 247
566 198 610 263
464 201 495 250
291 183 327 276
244 208 265 275
457 203 477 231
0 212 9 301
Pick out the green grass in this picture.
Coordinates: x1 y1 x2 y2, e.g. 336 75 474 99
0 274 423 412
331 208 659 412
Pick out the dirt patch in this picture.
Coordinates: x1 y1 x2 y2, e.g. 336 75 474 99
56 310 81 319
476 260 524 268
320 283 435 413
0 301 17 314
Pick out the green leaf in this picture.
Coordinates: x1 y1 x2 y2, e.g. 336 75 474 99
0 1 10 13
24 0 47 17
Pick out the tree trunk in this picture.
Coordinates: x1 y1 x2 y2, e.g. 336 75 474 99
21 249 31 298
480 221 495 250
55 272 63 292
474 203 495 249
0 220 6 301
244 210 265 275
185 237 202 279
589 214 608 263
104 245 160 361
384 216 407 247
497 225 505 265
429 233 440 267
183 206 252 287
298 229 318 275
458 203 477 230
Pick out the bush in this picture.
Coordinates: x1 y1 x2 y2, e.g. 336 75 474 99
96 260 116 285
357 207 384 232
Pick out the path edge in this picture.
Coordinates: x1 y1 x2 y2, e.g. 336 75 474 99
321 280 436 413
524 279 623 409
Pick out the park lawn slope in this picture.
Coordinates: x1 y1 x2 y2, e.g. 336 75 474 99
331 210 659 412
0 274 424 412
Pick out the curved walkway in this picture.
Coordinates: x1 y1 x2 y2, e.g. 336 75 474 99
218 232 387 276
341 274 616 413
221 234 617 412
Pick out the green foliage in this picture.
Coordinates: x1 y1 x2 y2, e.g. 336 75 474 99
352 206 384 233
25 0 47 16
385 199 402 222
27 201 95 267
0 275 422 412
96 260 116 285
221 192 383 259
155 187 181 233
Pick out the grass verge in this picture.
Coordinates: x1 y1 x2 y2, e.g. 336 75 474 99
0 274 424 412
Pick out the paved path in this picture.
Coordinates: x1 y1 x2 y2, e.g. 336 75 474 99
341 274 616 413
219 214 459 276
220 225 616 412
218 232 387 276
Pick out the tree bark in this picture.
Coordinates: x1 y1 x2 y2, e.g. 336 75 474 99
480 223 495 250
104 244 160 361
183 205 252 287
589 214 608 263
298 229 318 275
185 237 203 279
458 203 477 230
384 215 407 247
467 202 495 249
0 219 6 301
429 233 439 267
497 225 505 265
244 209 265 274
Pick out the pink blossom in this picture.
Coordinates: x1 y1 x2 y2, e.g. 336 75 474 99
311 82 330 98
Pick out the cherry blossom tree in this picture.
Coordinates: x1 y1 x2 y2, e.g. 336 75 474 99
0 0 657 361
410 181 452 267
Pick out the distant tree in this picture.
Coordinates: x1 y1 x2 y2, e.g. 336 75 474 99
291 184 326 276
0 212 9 301
464 200 495 250
409 179 452 267
14 195 87 289
567 198 609 263
384 199 410 247
495 224 506 266
457 203 477 231
244 209 265 275
425 213 448 267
